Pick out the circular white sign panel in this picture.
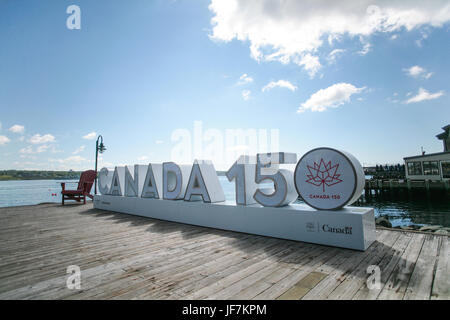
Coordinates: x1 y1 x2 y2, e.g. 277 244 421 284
294 148 365 210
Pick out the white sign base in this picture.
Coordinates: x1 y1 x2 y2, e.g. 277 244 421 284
93 195 376 251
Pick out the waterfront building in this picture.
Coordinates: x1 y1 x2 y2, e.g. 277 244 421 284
404 124 450 181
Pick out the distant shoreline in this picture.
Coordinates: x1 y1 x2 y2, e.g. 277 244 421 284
0 177 80 181
0 170 228 181
0 170 82 181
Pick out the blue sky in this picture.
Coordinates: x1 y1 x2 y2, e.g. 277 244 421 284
0 0 449 171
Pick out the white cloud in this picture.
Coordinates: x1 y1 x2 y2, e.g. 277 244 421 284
50 145 63 154
9 125 25 134
404 87 444 104
403 65 433 79
20 144 50 154
298 83 365 113
19 154 36 160
387 97 399 104
49 155 90 165
73 145 86 155
327 49 346 64
262 80 297 92
387 92 400 103
83 132 97 140
36 145 50 153
49 157 92 171
358 39 372 55
12 161 41 170
19 146 34 154
327 34 341 46
0 135 10 145
46 156 92 171
209 0 450 74
65 155 88 163
99 162 114 168
137 155 149 161
226 145 249 152
415 30 429 47
242 90 251 100
295 54 321 77
406 65 424 77
237 73 253 85
97 155 114 168
28 134 55 144
155 140 164 144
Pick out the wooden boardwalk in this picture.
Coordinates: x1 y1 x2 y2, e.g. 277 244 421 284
0 203 448 300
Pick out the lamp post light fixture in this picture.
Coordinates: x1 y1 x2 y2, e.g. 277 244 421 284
94 135 106 194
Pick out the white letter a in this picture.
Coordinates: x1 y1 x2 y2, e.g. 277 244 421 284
66 5 81 30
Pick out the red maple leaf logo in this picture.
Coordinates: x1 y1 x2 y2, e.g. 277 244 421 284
305 158 343 192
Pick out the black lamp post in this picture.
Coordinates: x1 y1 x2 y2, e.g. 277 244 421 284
94 135 106 194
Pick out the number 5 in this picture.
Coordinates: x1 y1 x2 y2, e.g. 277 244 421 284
253 152 298 207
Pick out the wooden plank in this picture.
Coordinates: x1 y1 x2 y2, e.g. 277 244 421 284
182 242 326 300
431 236 449 300
147 240 292 299
170 242 308 300
1 231 248 299
352 232 413 300
207 245 328 300
161 240 301 300
0 226 207 276
252 246 341 300
377 233 425 300
0 227 222 295
276 272 327 300
404 235 440 300
301 230 393 300
144 238 287 300
0 203 446 300
230 266 295 300
69 234 261 300
326 231 402 299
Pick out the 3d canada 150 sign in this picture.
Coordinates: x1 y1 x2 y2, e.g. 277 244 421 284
94 148 376 251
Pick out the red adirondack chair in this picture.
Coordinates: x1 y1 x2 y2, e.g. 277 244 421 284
61 170 96 205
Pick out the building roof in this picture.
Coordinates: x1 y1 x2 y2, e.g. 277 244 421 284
404 151 450 160
436 124 450 140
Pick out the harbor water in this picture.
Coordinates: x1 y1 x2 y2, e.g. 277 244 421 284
0 177 449 228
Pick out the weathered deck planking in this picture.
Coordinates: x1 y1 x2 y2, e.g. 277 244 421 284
0 203 448 300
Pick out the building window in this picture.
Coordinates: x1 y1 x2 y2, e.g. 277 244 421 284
423 161 439 175
407 161 422 175
442 162 450 179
